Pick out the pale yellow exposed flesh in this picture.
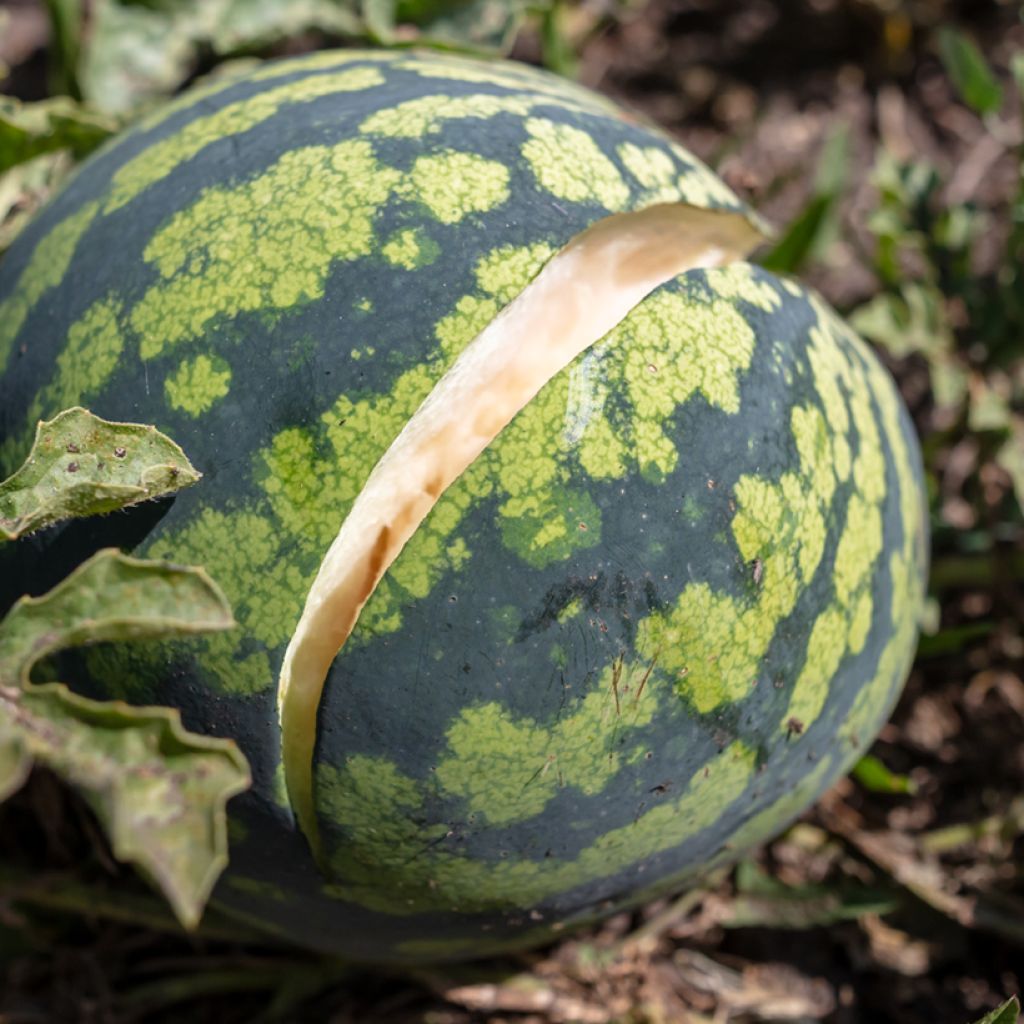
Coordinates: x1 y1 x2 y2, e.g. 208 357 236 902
277 202 765 858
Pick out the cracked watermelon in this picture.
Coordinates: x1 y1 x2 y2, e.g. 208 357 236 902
0 48 927 963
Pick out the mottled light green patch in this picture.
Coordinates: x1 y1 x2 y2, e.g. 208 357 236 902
261 363 437 556
184 236 563 678
126 65 261 139
833 495 882 606
642 583 766 714
434 295 500 359
576 413 627 480
786 606 848 726
80 625 272 701
386 469 479 599
76 643 159 702
26 295 124 428
360 92 534 138
844 552 918 745
672 149 745 209
616 141 744 213
847 590 873 654
703 264 782 311
106 67 386 212
791 404 835 511
0 294 123 477
130 140 403 358
355 297 373 313
381 227 439 269
250 49 399 80
404 151 510 224
319 755 450 911
643 395 838 715
841 308 926 747
164 353 232 416
256 360 490 644
436 666 658 825
681 494 705 522
143 507 302 695
584 289 757 482
557 597 582 624
781 299 897 734
473 243 554 304
522 118 630 211
472 361 600 568
322 739 755 915
0 202 99 373
124 51 385 141
396 56 615 114
504 484 603 569
617 142 682 204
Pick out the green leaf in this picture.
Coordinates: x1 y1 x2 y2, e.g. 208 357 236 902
762 125 849 275
852 754 916 795
761 194 834 275
0 407 201 541
0 548 234 683
42 0 84 98
0 95 117 173
539 2 578 79
969 997 1020 1024
0 549 247 928
938 27 1003 116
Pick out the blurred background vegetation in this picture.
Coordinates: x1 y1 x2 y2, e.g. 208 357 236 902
1 1 1023 1022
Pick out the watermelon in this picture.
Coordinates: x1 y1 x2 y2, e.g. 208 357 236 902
0 48 928 963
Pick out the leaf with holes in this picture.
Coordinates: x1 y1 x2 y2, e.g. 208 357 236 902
0 407 200 541
0 548 247 928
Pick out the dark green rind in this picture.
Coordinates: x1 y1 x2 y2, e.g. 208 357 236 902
0 50 926 963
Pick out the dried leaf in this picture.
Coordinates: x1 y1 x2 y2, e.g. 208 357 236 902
0 150 75 254
726 861 900 930
0 548 247 927
673 949 835 1020
0 407 200 541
